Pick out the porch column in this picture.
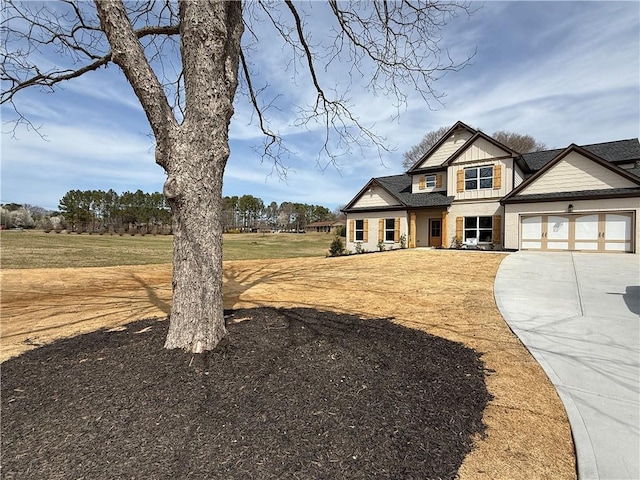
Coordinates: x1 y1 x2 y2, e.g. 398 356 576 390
441 211 448 247
409 211 416 248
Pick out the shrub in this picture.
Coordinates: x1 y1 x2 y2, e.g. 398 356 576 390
450 236 463 249
354 242 365 254
399 234 407 249
377 240 385 252
328 235 345 257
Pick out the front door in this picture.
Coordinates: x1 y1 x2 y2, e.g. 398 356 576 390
429 218 442 247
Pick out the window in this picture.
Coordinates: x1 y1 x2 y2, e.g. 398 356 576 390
355 219 364 241
464 166 493 190
425 175 436 187
384 218 395 242
464 216 493 243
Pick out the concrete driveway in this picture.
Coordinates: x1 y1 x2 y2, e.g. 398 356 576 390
494 252 639 480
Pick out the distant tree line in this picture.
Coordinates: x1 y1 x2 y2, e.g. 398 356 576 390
1 191 340 235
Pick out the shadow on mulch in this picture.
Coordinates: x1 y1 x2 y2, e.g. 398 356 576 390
1 307 492 480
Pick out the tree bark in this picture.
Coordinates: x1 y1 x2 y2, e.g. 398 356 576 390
162 1 244 352
96 0 244 352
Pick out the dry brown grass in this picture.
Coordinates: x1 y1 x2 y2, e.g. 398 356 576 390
0 249 576 479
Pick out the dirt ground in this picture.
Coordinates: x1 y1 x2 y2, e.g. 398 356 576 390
0 249 576 479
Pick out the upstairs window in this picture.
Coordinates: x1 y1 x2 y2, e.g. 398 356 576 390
465 166 493 190
425 175 436 187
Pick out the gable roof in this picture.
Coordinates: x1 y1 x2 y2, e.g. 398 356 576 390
406 121 477 173
342 174 453 213
442 130 519 166
502 143 640 204
519 138 640 172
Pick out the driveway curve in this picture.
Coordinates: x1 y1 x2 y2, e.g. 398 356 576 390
495 251 639 480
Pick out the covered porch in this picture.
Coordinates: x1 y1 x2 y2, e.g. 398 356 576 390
409 208 449 248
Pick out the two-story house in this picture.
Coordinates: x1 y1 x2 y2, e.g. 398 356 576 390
342 121 640 253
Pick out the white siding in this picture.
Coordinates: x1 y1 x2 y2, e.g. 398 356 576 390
514 164 525 188
450 137 511 164
350 185 401 209
411 172 447 194
449 158 514 200
416 130 473 169
520 151 638 195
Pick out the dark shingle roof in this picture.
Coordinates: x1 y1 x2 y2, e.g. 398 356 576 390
375 174 454 208
520 139 640 172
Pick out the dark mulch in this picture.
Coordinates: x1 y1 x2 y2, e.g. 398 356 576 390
1 307 492 480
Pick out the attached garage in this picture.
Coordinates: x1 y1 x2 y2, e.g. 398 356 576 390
502 143 640 254
520 212 634 252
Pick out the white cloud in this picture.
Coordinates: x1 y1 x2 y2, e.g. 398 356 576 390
1 1 638 211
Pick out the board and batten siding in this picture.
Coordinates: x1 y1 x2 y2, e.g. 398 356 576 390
350 185 401 209
448 158 514 201
503 198 640 251
520 151 638 195
416 130 474 169
453 137 511 163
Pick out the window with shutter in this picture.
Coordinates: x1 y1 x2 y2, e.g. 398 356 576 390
456 217 463 238
493 165 502 190
435 174 443 188
493 215 502 243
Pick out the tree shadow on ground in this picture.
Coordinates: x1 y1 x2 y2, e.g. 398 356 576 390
1 307 492 480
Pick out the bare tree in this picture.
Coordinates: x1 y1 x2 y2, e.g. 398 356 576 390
402 125 451 170
2 0 473 353
402 126 547 170
491 130 547 154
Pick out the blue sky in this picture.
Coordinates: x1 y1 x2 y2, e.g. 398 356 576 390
1 1 639 212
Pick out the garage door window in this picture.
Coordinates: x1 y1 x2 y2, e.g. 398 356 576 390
464 216 493 243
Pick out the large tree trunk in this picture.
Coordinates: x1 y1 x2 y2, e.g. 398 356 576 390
162 136 227 352
96 0 244 352
162 1 244 352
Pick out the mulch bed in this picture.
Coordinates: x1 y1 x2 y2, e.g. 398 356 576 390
1 307 492 479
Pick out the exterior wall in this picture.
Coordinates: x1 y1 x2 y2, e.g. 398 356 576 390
417 130 473 169
520 152 638 195
411 172 447 194
350 185 401 209
345 211 409 253
446 200 504 247
504 197 640 251
514 164 525 188
448 157 515 200
454 137 510 163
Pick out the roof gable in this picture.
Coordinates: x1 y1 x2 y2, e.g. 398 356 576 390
407 121 476 172
503 144 640 201
445 132 518 165
519 138 640 172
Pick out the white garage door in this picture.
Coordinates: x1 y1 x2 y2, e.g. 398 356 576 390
520 213 633 252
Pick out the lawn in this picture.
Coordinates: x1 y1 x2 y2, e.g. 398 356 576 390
0 235 576 479
0 229 334 268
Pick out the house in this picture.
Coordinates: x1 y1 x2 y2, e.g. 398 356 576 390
305 220 346 234
342 121 640 253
